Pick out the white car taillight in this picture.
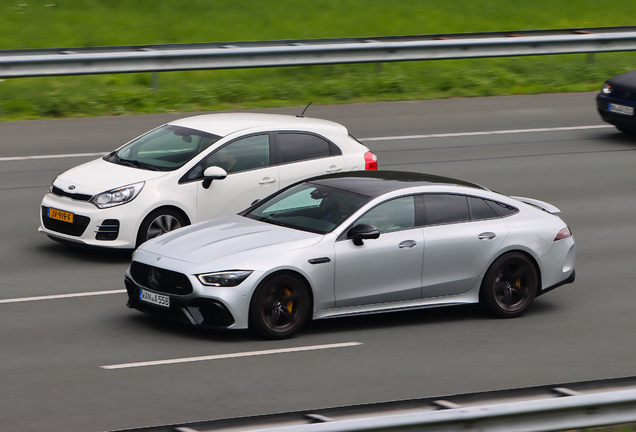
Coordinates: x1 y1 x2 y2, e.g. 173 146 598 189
364 151 378 170
554 227 572 241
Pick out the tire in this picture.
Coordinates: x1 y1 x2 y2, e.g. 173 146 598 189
136 208 187 247
249 273 311 339
480 252 538 318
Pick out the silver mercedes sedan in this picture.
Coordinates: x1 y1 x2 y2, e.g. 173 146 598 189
125 171 576 339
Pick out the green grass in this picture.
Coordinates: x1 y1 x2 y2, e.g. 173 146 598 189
1 0 636 120
564 426 636 432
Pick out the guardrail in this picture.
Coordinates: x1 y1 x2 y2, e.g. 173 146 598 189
2 26 636 79
113 376 636 432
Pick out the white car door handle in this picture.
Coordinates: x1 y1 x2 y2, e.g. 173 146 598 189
259 178 276 185
326 165 343 173
478 232 497 240
398 240 417 248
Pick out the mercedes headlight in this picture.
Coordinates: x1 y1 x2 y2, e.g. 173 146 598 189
197 270 253 287
90 182 144 209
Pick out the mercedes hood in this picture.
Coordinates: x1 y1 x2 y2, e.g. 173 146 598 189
137 215 323 266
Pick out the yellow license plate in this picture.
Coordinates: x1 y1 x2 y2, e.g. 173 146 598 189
48 208 74 223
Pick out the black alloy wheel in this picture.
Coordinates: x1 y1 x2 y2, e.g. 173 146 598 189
480 252 538 318
249 273 310 339
136 208 187 247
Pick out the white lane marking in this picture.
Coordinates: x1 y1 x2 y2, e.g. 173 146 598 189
0 289 126 304
101 342 363 370
0 125 615 162
0 152 106 162
359 125 613 141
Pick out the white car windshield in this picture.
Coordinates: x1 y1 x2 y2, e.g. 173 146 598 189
104 125 221 171
245 182 370 234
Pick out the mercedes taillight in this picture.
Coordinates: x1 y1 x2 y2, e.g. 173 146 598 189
554 227 572 241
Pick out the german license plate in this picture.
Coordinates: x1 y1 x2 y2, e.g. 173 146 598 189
48 207 74 223
139 289 170 308
609 103 634 116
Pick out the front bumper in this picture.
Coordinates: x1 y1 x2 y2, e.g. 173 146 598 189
125 276 236 328
596 93 636 130
39 193 142 249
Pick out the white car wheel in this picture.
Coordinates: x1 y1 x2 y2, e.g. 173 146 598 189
137 209 186 246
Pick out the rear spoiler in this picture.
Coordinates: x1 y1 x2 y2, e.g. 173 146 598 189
511 196 561 214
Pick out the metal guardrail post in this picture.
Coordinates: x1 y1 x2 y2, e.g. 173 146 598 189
151 71 159 90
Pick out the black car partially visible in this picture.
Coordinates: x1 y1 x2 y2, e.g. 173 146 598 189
597 70 636 133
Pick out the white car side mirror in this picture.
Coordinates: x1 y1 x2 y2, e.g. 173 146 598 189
202 166 228 189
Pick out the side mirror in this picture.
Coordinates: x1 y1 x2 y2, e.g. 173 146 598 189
348 223 380 246
202 166 228 189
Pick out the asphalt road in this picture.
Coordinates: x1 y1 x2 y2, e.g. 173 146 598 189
2 93 636 432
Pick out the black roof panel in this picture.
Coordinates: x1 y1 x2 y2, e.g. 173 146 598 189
307 171 485 198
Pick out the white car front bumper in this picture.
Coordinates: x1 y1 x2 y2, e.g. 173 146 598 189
39 193 144 249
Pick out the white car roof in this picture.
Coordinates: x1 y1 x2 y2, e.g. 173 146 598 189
168 113 349 137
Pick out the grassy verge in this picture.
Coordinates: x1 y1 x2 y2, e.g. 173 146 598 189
2 53 633 120
563 426 636 432
1 0 636 120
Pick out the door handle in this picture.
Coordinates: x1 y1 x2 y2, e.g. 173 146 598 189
259 178 276 185
398 240 417 248
326 165 343 173
478 232 497 240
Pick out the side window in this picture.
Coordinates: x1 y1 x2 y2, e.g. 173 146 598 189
423 194 470 226
276 132 334 164
204 134 270 175
486 200 518 217
260 186 321 214
355 196 416 233
468 197 499 221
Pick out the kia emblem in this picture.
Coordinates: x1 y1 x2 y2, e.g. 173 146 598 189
68 185 76 190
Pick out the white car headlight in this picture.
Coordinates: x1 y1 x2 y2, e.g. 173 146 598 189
48 174 62 194
602 83 612 94
197 270 253 287
90 182 144 209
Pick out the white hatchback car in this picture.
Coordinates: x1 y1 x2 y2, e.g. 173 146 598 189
39 113 377 249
